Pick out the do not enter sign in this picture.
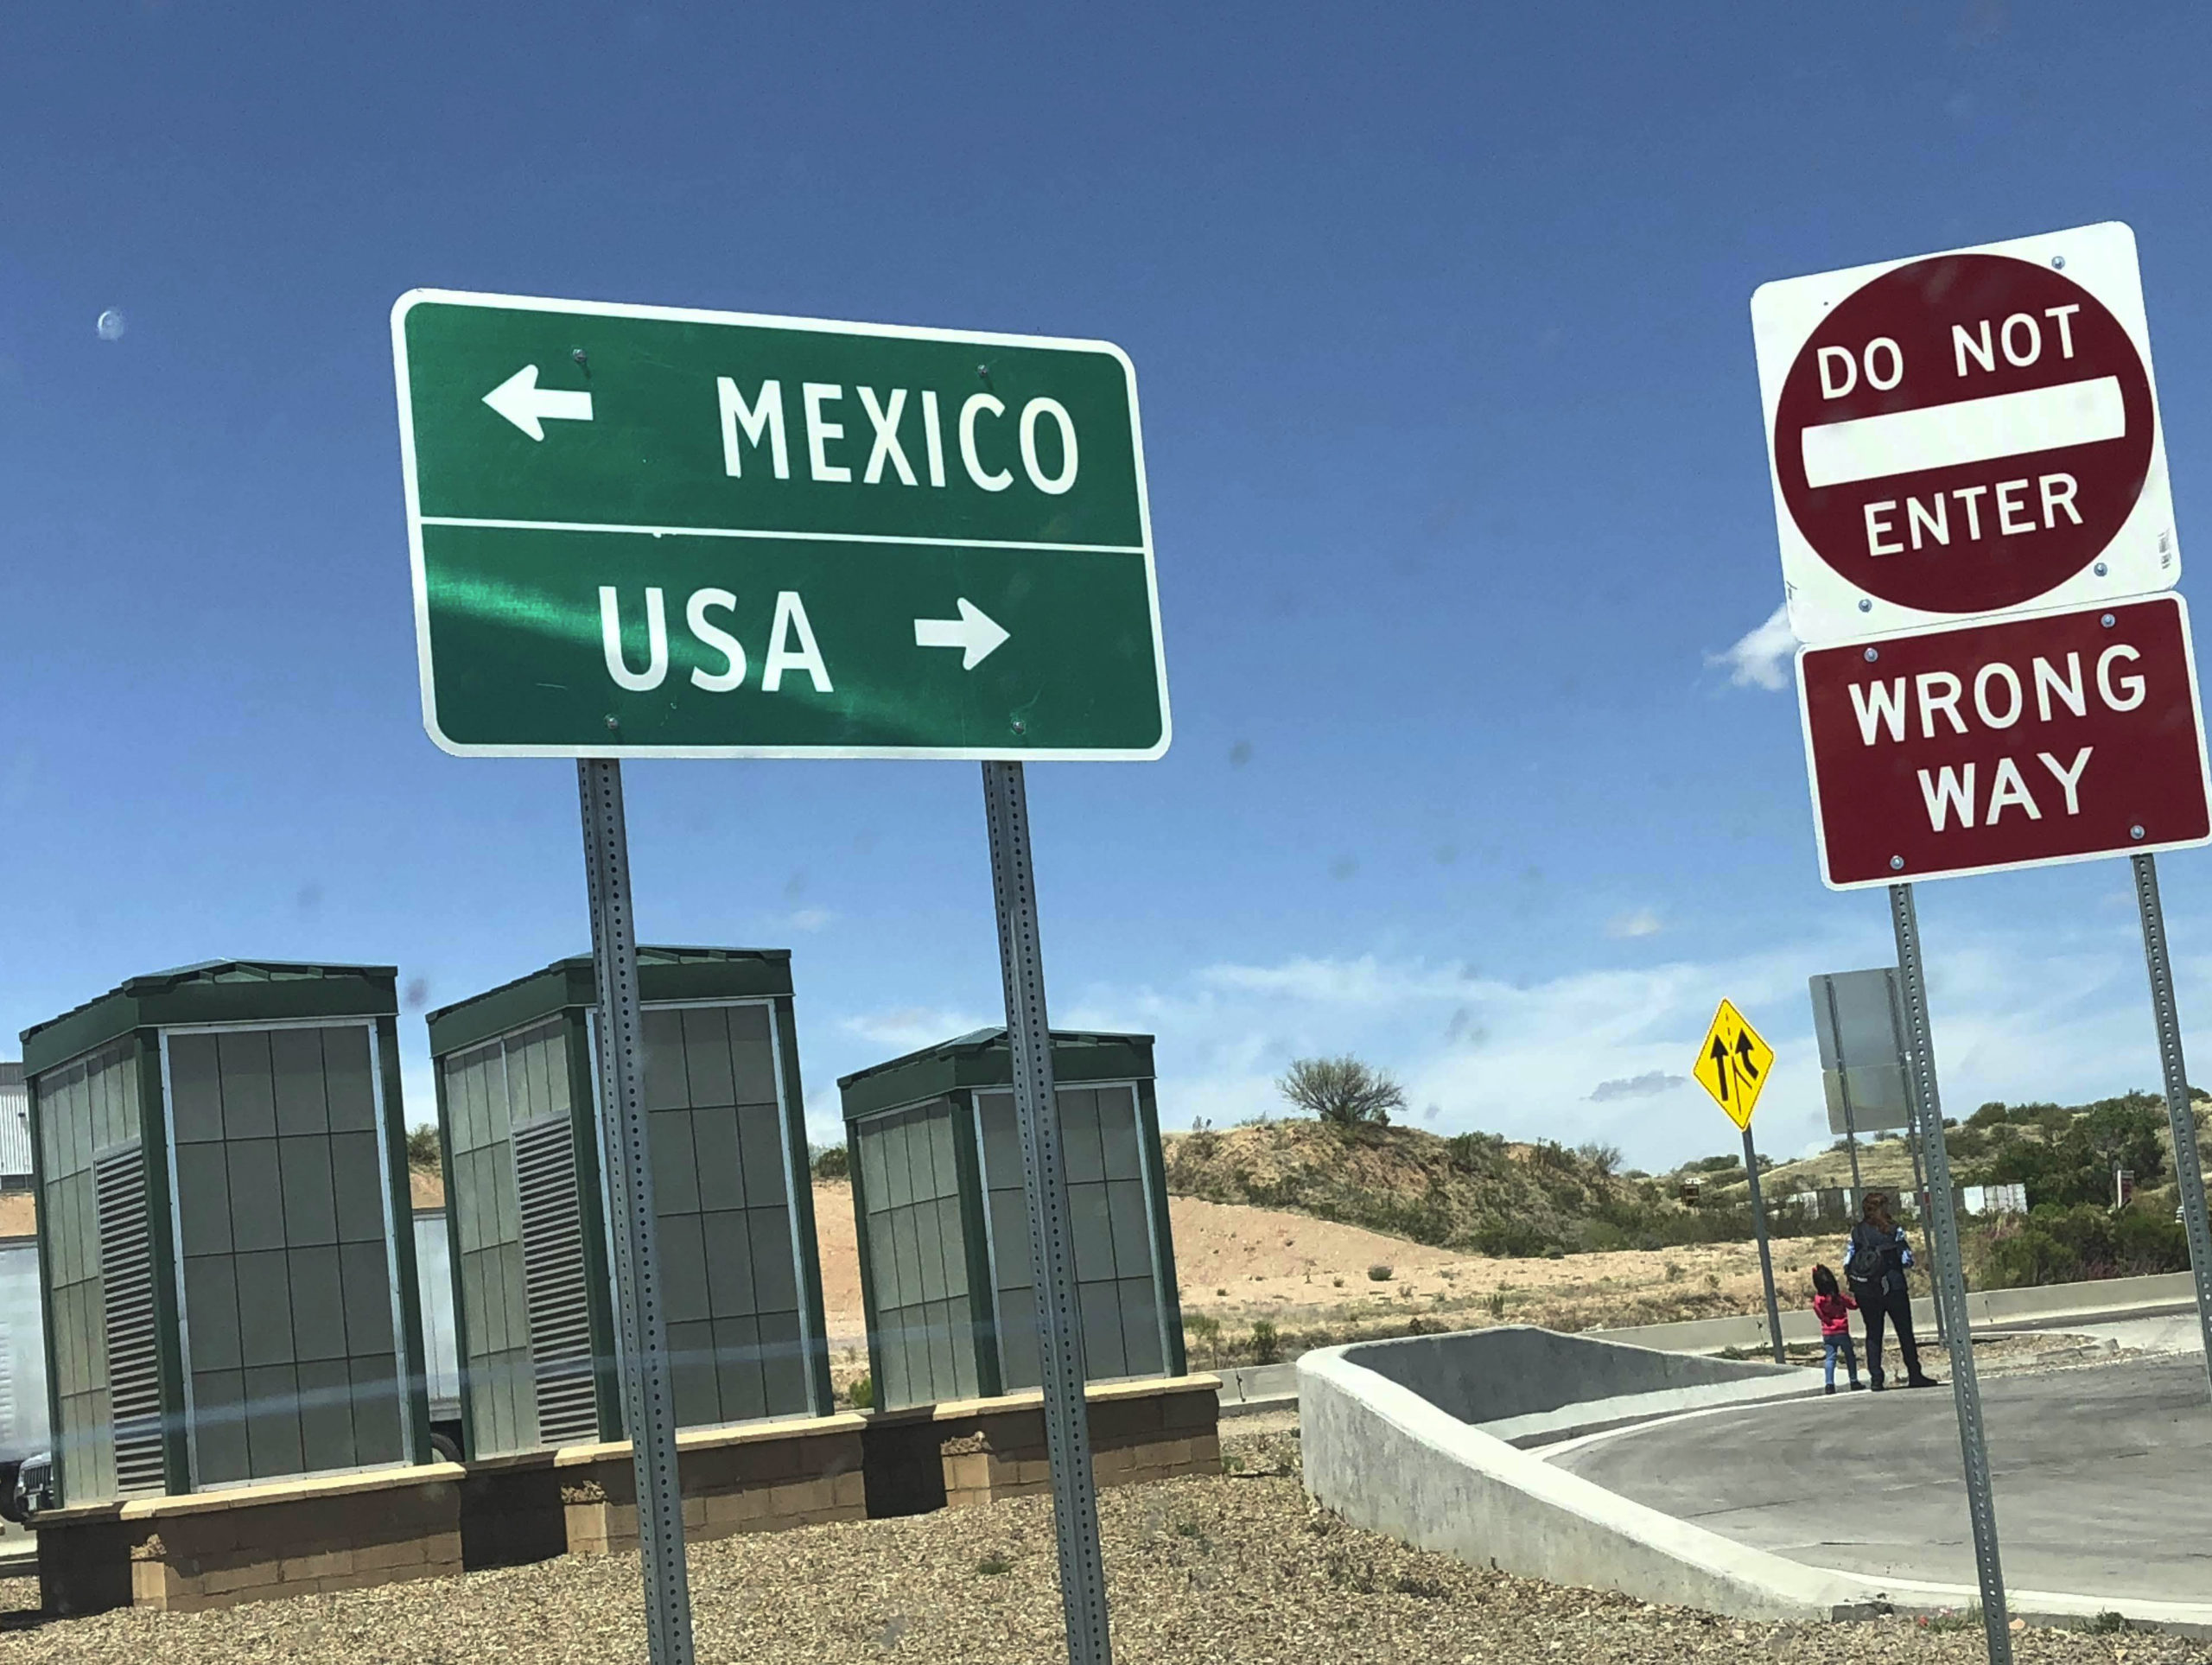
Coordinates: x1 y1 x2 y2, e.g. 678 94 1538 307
1753 224 2177 645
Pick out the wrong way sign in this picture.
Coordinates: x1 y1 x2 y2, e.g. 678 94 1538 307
1796 594 2212 888
1752 223 2176 645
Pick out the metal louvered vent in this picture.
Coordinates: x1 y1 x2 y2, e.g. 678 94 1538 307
94 1142 164 1496
512 1114 599 1446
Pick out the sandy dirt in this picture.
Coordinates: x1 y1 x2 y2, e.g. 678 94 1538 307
808 1180 1825 1384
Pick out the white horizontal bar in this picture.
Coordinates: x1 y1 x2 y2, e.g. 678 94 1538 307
419 515 1143 555
1800 375 2125 489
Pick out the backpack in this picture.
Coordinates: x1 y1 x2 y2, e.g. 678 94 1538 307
1848 1223 1903 1293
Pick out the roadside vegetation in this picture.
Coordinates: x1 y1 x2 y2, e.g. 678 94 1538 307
1165 1058 2203 1306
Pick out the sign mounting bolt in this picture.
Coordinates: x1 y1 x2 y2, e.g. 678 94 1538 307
1858 599 1873 613
1864 647 1878 663
572 347 590 372
2133 824 2146 840
2052 254 2067 270
2102 613 2117 628
2094 561 2109 576
1891 855 1905 871
605 715 620 731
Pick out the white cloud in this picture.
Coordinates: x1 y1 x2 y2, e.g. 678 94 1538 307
1046 904 2209 1172
837 1005 992 1053
1607 908 1662 939
1708 603 1796 692
1589 1070 1688 1102
784 907 835 933
1198 956 1478 1007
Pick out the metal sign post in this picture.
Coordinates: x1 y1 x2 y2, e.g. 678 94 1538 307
1821 978 1866 1193
981 760 1112 1665
579 759 695 1665
1690 1001 1783 1364
2131 852 2212 1396
1739 1124 1785 1365
1890 882 2010 1665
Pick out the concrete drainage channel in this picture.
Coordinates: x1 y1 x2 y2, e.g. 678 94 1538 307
1297 1323 2212 1637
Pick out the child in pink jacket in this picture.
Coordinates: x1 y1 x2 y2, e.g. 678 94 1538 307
1811 1264 1863 1394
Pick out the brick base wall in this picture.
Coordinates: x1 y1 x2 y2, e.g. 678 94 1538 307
38 1464 464 1616
553 1413 868 1556
34 1381 1221 1617
930 1376 1221 1509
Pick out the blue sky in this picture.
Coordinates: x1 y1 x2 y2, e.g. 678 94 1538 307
6 3 2212 1172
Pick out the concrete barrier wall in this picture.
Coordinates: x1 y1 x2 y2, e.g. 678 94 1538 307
1299 1344 1873 1622
1339 1325 1786 1426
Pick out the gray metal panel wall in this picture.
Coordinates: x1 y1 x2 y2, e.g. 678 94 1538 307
976 1084 1169 1389
439 1021 555 1456
639 1001 813 1428
853 1097 978 1409
167 1024 407 1485
34 1041 139 1503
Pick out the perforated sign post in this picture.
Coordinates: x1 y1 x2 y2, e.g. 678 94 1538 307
1752 222 2175 647
394 289 1159 1665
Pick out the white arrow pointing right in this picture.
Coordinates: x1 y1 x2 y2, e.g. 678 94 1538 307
483 364 594 442
913 598 1011 670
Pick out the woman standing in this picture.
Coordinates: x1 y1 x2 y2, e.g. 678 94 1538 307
1844 1192 1940 1391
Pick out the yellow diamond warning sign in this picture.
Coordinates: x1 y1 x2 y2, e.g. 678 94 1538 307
1694 999 1775 1130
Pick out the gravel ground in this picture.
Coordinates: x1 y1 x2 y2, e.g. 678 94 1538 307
0 1416 2195 1663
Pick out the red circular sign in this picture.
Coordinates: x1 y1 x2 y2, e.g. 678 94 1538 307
1774 254 2152 615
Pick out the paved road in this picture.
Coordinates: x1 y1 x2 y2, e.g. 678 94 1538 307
1552 1353 2212 1603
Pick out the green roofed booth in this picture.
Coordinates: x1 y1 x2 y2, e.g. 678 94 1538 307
21 962 434 1504
837 1029 1185 1411
423 947 832 1460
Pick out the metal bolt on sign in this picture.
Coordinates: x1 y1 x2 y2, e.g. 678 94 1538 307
2131 852 2212 1398
982 759 1113 1665
579 759 696 1665
1890 882 2010 1665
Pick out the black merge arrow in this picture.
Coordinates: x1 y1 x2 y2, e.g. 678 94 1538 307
1709 1037 1732 1098
1733 1033 1762 1082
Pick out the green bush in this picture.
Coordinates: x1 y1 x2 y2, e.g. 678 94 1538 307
406 1124 441 1170
810 1143 850 1181
1249 1319 1281 1365
1974 1202 2189 1289
1986 1094 2169 1208
847 1373 874 1409
1277 1056 1405 1128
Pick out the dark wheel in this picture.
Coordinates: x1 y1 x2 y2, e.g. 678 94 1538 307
429 1432 463 1465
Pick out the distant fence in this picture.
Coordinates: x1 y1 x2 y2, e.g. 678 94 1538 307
1777 1184 2026 1223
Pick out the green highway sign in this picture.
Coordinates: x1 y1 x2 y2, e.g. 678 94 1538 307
390 289 1169 759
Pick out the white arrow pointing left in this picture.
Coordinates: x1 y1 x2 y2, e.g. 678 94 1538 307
482 365 594 441
913 598 1011 670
